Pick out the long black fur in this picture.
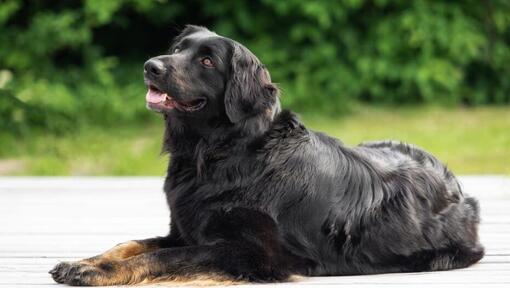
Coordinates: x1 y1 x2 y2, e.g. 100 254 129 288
50 25 484 285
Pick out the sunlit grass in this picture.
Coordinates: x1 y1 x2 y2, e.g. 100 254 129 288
0 123 168 176
0 106 508 175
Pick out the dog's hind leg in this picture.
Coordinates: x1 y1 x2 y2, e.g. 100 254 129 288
428 244 485 271
429 196 484 270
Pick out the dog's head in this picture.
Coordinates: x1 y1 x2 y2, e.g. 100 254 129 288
144 25 279 125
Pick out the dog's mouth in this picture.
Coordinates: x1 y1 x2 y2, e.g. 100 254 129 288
145 85 206 113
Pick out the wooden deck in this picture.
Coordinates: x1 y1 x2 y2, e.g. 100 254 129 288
1 176 509 287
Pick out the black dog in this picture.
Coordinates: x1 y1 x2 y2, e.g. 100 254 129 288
50 25 484 286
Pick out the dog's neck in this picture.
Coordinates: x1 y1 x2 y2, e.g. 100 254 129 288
161 112 276 159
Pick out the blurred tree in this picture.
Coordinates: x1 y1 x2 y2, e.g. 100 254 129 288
0 0 509 134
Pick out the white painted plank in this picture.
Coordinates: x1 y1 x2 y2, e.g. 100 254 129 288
2 270 510 286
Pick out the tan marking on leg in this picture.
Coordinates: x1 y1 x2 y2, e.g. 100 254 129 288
82 240 158 266
142 273 246 286
102 241 155 260
288 274 305 282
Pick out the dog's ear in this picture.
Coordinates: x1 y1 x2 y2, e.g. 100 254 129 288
224 43 279 123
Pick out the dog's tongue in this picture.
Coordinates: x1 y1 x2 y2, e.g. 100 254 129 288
146 89 167 104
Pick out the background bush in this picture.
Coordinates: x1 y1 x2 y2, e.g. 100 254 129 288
1 0 509 134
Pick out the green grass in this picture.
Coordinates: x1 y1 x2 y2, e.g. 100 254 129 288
0 106 509 175
0 124 168 176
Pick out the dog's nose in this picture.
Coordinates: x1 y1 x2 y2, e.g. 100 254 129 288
144 59 166 76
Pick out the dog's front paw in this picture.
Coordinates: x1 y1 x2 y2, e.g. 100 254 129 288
49 261 104 286
49 261 74 284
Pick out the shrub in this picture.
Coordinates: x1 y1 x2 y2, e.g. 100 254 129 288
0 0 509 134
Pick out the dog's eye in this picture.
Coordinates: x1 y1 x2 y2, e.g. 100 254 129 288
173 47 181 54
201 57 214 67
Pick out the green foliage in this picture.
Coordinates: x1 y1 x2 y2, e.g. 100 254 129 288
0 0 509 134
